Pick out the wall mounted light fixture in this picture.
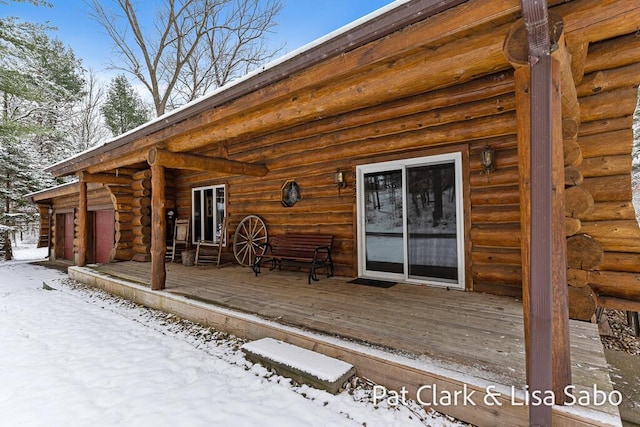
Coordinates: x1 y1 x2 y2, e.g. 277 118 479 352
481 144 495 181
335 169 346 195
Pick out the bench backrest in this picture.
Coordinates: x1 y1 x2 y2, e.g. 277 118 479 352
272 234 333 258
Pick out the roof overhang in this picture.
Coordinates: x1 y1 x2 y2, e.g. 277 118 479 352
25 180 105 203
25 181 79 203
45 0 468 177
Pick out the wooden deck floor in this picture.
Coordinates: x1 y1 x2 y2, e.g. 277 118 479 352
85 261 620 426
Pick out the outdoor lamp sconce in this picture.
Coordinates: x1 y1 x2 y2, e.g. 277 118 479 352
335 169 346 195
481 144 495 181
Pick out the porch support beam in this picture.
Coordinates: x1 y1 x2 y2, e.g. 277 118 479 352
78 171 132 185
150 164 166 291
506 2 572 425
504 11 580 123
77 177 88 267
85 150 148 175
147 148 268 177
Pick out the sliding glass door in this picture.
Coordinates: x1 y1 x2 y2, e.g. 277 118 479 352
362 169 404 275
357 153 464 288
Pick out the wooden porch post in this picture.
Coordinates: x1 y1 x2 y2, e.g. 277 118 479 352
77 177 88 267
505 8 571 418
150 163 166 290
514 57 571 398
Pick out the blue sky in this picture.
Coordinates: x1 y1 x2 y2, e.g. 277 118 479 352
3 0 395 80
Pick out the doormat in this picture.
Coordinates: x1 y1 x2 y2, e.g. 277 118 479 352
348 278 396 288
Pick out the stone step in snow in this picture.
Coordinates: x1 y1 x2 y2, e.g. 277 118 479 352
241 338 356 394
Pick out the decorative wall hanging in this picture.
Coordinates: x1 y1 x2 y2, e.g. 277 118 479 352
281 180 301 207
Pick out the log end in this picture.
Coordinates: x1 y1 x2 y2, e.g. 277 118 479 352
503 12 564 67
568 285 597 321
567 233 604 270
565 185 594 218
147 147 158 166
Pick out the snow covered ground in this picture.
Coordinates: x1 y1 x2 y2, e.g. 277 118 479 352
0 244 465 427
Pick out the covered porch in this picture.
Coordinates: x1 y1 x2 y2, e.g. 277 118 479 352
70 261 621 426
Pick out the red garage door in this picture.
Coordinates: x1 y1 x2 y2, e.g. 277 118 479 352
94 209 115 264
64 213 74 261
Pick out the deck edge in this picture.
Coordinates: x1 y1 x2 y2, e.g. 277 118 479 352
67 266 622 427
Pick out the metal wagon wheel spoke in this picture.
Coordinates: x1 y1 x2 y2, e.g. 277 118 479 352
233 215 268 266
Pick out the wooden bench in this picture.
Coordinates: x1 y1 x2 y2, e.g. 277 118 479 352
253 234 334 284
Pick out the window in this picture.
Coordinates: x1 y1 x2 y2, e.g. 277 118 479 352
192 185 226 244
356 153 465 289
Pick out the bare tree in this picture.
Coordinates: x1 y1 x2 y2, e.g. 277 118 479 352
88 0 283 117
69 68 110 150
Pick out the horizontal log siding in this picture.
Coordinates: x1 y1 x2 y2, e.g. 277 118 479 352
105 184 135 262
133 5 640 303
36 205 50 248
469 137 523 297
573 31 640 301
171 70 518 285
51 186 111 211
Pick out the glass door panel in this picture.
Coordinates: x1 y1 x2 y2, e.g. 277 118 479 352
406 162 458 282
363 170 404 275
193 189 202 242
203 188 215 241
215 187 226 243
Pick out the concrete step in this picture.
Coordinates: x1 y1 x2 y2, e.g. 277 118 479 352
242 338 356 394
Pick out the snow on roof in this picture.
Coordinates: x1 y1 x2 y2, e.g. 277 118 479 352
46 0 414 173
24 180 78 200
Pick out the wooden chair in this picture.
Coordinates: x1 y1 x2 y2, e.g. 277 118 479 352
195 217 227 266
166 218 190 262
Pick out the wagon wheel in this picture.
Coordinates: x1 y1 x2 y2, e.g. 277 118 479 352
233 215 268 266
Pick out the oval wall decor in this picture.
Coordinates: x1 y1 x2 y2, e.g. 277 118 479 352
281 180 301 207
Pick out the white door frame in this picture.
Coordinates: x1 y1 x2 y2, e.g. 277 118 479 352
356 152 465 289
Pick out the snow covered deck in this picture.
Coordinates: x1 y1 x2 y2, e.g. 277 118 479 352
70 262 621 426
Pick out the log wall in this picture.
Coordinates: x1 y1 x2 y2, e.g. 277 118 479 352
105 180 135 262
469 135 523 297
36 205 50 248
39 0 640 309
571 31 640 303
170 70 516 280
130 169 151 262
168 15 640 305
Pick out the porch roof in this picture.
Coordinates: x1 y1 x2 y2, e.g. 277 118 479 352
45 0 467 178
24 180 109 204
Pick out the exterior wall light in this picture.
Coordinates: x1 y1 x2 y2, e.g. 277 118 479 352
481 144 495 180
335 169 346 195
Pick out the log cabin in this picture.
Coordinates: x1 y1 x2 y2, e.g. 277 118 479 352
27 0 640 423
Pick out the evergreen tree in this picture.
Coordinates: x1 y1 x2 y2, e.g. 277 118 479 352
101 74 149 136
1 1 85 258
